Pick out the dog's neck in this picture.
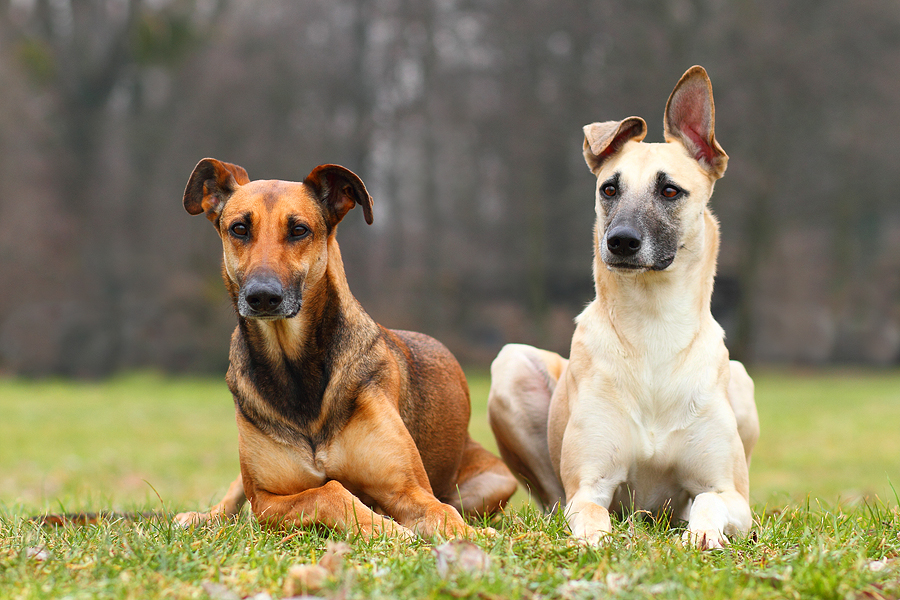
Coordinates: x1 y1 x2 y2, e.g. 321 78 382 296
228 235 374 435
238 236 370 364
588 209 721 354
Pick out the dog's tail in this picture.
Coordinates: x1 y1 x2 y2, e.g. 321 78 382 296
30 511 165 526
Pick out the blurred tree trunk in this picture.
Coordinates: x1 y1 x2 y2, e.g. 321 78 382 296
24 0 141 375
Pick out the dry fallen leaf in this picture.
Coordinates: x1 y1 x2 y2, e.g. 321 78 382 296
865 557 900 573
200 581 240 600
284 564 329 596
432 539 491 579
318 541 351 574
868 559 888 573
283 540 351 596
25 547 50 562
605 572 631 593
557 579 606 599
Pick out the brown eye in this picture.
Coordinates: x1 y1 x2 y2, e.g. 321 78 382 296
290 224 310 239
662 185 680 199
602 184 617 198
230 222 248 237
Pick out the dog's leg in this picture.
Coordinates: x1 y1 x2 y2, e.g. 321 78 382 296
675 361 756 549
447 437 517 517
683 489 752 550
682 426 753 549
174 474 247 527
337 402 477 539
250 480 413 538
728 360 759 466
487 344 567 510
562 455 631 545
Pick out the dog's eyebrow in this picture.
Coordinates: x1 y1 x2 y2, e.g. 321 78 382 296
655 171 670 188
601 172 621 189
655 171 690 196
286 214 309 229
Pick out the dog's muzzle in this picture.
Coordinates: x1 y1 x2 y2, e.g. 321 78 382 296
603 225 675 272
238 274 299 319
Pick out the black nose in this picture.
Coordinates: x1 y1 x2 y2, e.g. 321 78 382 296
243 277 283 312
606 226 642 257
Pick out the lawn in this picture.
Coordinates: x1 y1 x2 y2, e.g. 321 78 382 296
1 369 899 599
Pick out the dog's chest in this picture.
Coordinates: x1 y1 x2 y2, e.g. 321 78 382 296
612 372 720 512
620 422 688 503
620 363 706 433
238 420 330 495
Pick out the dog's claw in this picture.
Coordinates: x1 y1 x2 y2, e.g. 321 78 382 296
682 529 728 550
387 523 417 541
366 516 416 540
574 530 612 547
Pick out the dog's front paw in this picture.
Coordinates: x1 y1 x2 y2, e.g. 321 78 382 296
174 511 212 528
682 528 728 550
367 516 416 540
387 523 417 541
406 504 478 541
434 522 480 541
409 519 478 541
567 501 613 546
572 527 613 547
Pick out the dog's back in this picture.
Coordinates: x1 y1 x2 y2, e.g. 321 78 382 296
384 329 471 499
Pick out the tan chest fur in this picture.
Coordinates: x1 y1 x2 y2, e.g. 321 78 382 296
236 413 330 496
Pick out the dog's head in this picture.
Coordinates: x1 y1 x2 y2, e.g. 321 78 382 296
183 160 373 320
583 65 728 273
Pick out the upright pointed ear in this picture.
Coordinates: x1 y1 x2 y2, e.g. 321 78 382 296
303 164 374 229
664 65 728 178
183 158 250 222
583 117 647 175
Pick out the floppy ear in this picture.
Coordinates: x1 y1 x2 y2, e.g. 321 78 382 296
183 158 250 222
303 164 374 228
583 117 647 175
664 65 728 178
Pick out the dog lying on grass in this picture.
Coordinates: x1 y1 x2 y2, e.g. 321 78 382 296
175 159 516 538
487 66 759 549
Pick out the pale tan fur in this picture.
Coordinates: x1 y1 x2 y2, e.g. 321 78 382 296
488 66 759 549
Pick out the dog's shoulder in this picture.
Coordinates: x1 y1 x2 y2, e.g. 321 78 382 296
382 329 458 369
379 326 469 422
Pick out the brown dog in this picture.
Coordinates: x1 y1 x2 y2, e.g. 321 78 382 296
176 159 516 538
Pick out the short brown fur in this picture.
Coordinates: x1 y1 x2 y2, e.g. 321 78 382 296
178 159 516 538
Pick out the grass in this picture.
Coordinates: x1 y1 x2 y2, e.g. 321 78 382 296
1 369 900 598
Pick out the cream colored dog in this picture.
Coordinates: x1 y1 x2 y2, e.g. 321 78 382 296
487 66 759 550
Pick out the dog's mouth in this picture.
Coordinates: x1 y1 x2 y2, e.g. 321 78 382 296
241 310 299 321
605 254 675 273
606 262 649 273
238 300 301 321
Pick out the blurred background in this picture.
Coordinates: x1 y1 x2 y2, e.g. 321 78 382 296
1 0 899 378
